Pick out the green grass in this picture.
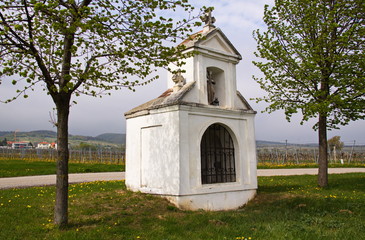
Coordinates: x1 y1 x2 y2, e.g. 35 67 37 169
258 162 365 169
0 173 364 239
0 159 125 177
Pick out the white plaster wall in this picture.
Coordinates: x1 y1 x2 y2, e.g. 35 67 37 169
126 106 257 195
167 56 201 104
177 110 191 195
234 94 249 110
203 57 237 108
167 32 240 108
126 105 257 210
167 190 257 211
125 106 182 195
167 57 195 88
168 54 238 109
176 106 257 210
179 106 257 196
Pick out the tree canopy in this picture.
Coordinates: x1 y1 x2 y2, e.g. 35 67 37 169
253 0 364 187
0 0 202 101
253 0 364 129
0 0 204 226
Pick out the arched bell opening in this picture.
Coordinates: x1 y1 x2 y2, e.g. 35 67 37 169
200 123 236 184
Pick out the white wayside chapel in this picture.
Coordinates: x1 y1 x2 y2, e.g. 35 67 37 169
125 12 258 210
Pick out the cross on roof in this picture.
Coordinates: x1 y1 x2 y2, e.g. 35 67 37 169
201 8 216 27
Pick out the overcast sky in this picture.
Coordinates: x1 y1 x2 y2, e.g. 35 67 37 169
0 0 364 145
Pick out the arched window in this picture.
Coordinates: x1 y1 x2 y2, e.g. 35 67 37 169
201 124 236 184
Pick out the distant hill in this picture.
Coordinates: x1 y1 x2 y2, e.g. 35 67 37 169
0 130 56 138
0 132 10 137
27 130 57 138
0 130 56 141
3 130 324 147
256 140 310 146
256 140 319 147
95 133 126 144
256 140 286 146
0 130 126 146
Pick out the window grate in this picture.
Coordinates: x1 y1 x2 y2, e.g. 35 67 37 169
201 124 236 184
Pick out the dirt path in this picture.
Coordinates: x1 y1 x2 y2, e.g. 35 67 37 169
0 172 125 189
1 168 364 189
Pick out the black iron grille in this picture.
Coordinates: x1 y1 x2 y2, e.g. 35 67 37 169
201 124 236 184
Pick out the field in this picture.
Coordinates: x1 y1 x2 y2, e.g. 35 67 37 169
0 159 124 178
0 173 364 239
0 148 125 165
2 145 365 166
1 148 364 178
257 145 365 165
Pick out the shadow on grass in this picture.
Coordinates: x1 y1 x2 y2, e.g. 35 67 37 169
327 173 365 192
258 184 302 193
66 218 103 229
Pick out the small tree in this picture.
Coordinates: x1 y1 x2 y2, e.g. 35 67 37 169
253 0 364 187
328 136 344 152
78 142 97 151
328 136 344 162
0 138 7 146
0 0 204 227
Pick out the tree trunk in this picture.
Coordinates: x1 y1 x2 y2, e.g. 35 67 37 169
318 113 328 187
54 95 71 227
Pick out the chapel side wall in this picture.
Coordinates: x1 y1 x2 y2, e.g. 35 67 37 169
125 109 181 195
125 118 141 191
178 109 191 195
245 114 258 188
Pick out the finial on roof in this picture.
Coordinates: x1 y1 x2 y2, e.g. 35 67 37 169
201 8 216 32
172 69 186 92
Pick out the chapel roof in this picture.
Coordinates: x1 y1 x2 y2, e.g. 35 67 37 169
178 27 242 60
124 81 196 117
124 81 254 118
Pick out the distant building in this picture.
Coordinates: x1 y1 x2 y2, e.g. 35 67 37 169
50 142 57 149
36 142 57 149
10 141 33 149
37 142 51 149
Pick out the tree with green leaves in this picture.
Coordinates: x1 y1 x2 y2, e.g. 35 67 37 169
253 0 364 187
0 0 203 227
328 136 344 152
78 142 97 151
0 137 7 146
328 135 344 162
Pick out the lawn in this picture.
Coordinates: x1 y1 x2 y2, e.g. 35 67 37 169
257 162 365 169
0 159 124 177
1 159 363 178
0 173 364 239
